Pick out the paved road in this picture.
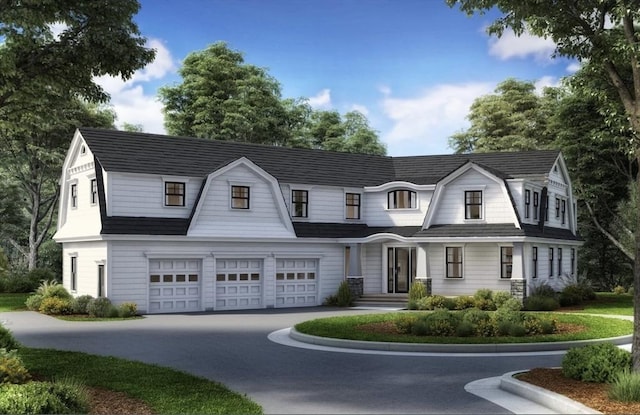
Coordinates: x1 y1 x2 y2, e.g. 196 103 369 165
1 308 565 414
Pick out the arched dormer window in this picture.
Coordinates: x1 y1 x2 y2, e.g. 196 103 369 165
387 190 416 209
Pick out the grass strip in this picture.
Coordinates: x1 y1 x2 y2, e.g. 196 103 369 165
581 293 633 316
20 348 262 414
0 293 29 312
295 312 632 344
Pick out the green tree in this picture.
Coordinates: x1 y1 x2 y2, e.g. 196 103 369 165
342 111 386 156
449 78 553 153
448 0 640 370
159 42 292 145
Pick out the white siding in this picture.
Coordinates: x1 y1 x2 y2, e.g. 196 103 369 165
429 243 512 296
189 164 292 237
363 190 432 227
107 240 344 313
308 186 347 222
109 172 201 218
62 242 107 297
431 170 514 225
361 243 383 294
56 165 102 239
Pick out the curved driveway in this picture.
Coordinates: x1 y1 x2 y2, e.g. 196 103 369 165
1 308 565 414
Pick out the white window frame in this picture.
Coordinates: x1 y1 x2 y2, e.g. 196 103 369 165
345 192 361 220
230 185 251 210
464 188 485 221
69 253 78 292
161 176 190 209
445 246 464 279
387 189 417 210
499 246 513 279
90 177 98 206
69 180 78 209
291 189 309 218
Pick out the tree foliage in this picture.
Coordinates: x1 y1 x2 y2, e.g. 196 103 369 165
448 0 640 370
160 42 386 155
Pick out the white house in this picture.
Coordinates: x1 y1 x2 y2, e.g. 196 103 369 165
54 128 582 313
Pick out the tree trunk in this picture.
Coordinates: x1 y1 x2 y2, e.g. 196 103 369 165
634 153 640 371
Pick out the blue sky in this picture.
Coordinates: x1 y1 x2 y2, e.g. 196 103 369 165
97 0 578 156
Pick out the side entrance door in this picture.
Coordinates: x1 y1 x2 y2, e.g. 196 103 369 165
387 247 416 293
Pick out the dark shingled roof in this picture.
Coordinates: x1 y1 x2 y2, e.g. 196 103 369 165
79 128 560 186
102 217 190 235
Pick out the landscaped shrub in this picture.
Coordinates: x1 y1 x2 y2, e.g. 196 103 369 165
25 293 44 311
443 297 457 310
498 297 522 312
455 320 475 337
628 286 634 296
87 297 115 317
0 379 89 414
473 289 496 310
454 295 475 310
0 348 30 385
39 297 73 315
523 295 560 311
416 295 447 310
0 326 19 351
118 302 138 318
335 280 353 307
492 291 513 308
35 280 72 300
613 285 626 295
529 282 557 298
559 284 585 307
394 314 417 334
0 271 42 294
609 370 640 402
71 295 94 314
562 343 632 383
408 281 427 302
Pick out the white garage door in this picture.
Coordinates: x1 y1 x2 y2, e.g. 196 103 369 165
216 259 262 310
149 259 201 313
276 259 318 307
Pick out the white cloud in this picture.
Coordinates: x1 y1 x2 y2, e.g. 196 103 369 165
381 82 494 155
349 104 369 116
566 61 582 73
94 38 176 133
534 76 560 94
307 89 332 109
48 22 68 40
488 28 556 62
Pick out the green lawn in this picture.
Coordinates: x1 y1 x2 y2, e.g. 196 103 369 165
295 312 632 344
580 292 634 316
20 348 262 414
0 293 29 312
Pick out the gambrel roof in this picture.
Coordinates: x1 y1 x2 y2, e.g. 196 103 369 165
79 128 560 186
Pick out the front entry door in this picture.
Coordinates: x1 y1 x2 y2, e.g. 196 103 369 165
387 247 416 293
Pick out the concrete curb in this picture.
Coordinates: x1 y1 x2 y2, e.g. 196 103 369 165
289 327 632 353
500 370 601 414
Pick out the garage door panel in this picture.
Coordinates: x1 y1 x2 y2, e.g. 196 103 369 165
276 259 318 307
216 259 262 310
149 259 201 313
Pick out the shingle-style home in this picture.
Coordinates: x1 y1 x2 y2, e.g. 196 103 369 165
54 128 582 313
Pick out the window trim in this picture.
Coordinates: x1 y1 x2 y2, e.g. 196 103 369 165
524 189 531 219
70 255 78 292
549 248 554 277
291 189 309 218
500 246 513 279
387 189 417 210
230 185 250 210
90 178 98 206
533 191 539 220
464 190 483 220
445 246 463 279
345 192 361 220
532 246 538 279
571 248 576 276
558 247 563 276
70 182 78 209
561 199 566 225
164 181 186 207
555 197 560 218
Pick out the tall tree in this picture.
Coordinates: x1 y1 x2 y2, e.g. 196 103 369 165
159 42 293 146
448 0 640 369
0 0 155 270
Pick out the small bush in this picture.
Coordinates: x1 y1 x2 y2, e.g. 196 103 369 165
559 284 585 307
562 343 632 383
416 295 447 310
613 285 626 295
454 295 475 310
0 326 19 351
71 295 94 314
529 283 557 298
0 348 30 385
628 286 634 296
408 281 427 302
39 297 73 315
492 291 512 308
323 295 338 306
35 280 72 300
25 293 44 311
455 321 475 337
335 281 353 307
443 297 457 310
474 297 496 311
410 311 460 337
87 297 114 317
523 295 560 311
499 297 522 312
474 289 493 301
394 314 417 334
508 323 527 337
609 370 640 402
0 379 89 414
0 270 44 293
118 302 138 318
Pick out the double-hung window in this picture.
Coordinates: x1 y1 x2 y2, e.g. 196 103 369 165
524 190 530 219
500 247 513 279
561 200 566 225
231 185 250 209
165 182 185 206
532 247 538 279
70 183 78 208
90 179 98 205
558 248 563 276
292 190 308 218
555 198 560 218
465 190 482 219
345 193 361 219
544 195 549 222
70 256 77 291
387 190 416 209
446 247 463 278
549 248 554 277
533 191 539 220
571 248 576 275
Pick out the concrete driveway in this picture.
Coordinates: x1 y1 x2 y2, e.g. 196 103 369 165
1 308 565 414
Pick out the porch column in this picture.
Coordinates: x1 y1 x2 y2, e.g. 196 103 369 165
510 242 526 302
416 243 431 295
346 244 363 298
